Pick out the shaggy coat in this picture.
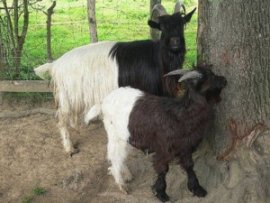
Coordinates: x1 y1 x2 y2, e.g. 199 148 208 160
101 66 227 202
34 5 196 155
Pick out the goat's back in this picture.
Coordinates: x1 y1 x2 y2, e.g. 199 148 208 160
52 41 119 115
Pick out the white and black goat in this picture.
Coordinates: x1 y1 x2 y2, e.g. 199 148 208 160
34 1 196 155
98 66 227 202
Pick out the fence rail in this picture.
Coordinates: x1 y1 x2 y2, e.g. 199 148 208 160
0 80 53 92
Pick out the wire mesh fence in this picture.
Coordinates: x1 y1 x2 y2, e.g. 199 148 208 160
0 0 159 101
0 0 155 80
0 0 197 102
0 0 197 78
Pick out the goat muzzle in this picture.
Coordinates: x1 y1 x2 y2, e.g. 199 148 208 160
169 37 181 51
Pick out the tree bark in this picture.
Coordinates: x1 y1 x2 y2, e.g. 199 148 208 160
46 1 56 62
198 0 270 156
1 0 29 78
195 0 270 202
87 0 98 43
150 0 161 40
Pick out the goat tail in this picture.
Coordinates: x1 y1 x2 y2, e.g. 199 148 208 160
84 104 102 125
34 63 53 80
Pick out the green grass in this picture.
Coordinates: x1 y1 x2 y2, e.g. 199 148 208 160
21 187 47 203
22 196 33 203
32 187 47 196
11 0 198 79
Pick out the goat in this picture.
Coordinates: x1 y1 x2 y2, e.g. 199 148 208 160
99 66 227 202
34 1 196 155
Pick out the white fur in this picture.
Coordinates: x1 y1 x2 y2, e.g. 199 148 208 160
34 63 52 80
101 87 143 191
34 41 118 154
84 104 101 124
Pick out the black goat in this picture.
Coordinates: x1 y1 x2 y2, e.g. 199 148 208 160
100 66 227 202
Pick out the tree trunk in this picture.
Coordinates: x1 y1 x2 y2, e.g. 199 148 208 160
1 0 29 78
195 0 270 202
0 38 6 69
150 0 161 40
87 0 98 43
46 1 56 62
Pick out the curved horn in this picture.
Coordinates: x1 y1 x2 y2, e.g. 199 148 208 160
174 0 182 13
174 0 186 14
178 71 202 82
151 4 168 19
164 69 189 77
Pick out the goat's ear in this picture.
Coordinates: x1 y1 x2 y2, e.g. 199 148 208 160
148 20 161 30
184 8 196 23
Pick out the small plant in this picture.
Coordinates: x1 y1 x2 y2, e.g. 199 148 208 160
21 187 47 203
32 187 47 196
22 196 33 203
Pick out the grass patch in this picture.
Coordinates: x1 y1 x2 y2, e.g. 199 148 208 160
3 92 53 104
32 187 47 196
21 187 47 203
24 0 197 75
22 196 33 203
3 0 198 79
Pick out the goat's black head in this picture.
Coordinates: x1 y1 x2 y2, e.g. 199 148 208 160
148 1 196 52
164 65 227 102
192 66 227 103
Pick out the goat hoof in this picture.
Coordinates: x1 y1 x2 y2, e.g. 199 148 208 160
155 192 170 202
152 187 169 202
191 185 207 197
119 184 129 195
69 147 80 157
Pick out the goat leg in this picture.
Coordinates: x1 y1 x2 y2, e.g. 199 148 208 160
186 168 207 197
179 153 207 197
152 157 170 202
152 172 170 202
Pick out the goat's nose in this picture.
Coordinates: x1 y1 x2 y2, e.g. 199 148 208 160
169 37 181 50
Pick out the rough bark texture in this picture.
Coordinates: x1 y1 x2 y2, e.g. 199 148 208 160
198 0 270 156
150 0 161 40
87 0 98 43
195 0 270 202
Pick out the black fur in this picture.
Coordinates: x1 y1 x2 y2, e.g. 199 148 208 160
109 9 196 96
110 40 163 95
128 66 227 202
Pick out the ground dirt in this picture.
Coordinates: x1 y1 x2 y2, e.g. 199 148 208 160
0 99 269 203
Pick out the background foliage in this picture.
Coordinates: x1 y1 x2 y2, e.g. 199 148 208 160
0 0 197 80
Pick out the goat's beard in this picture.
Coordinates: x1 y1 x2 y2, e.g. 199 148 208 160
167 50 185 71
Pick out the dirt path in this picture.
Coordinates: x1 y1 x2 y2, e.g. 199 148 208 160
1 100 268 203
0 101 198 203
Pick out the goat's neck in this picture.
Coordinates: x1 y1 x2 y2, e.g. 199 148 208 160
160 44 186 74
188 89 208 106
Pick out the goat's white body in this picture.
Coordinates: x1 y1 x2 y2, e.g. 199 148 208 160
102 87 143 191
34 41 118 154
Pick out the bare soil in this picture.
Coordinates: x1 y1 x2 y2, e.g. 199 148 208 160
0 100 199 203
0 99 269 203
